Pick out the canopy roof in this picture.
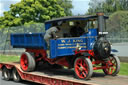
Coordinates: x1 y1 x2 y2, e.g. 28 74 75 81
45 15 109 23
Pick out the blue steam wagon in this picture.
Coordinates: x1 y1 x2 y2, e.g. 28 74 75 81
11 13 120 80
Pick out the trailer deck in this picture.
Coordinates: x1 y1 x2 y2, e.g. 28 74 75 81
0 62 96 85
0 62 128 85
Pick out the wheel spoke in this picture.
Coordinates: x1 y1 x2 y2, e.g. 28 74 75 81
82 72 86 78
75 65 80 70
110 57 114 61
110 67 113 74
74 57 93 79
107 68 110 73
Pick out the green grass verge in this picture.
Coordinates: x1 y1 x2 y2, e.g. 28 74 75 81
0 55 128 75
93 62 128 76
0 55 20 62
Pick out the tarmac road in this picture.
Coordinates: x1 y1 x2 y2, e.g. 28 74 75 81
112 43 128 57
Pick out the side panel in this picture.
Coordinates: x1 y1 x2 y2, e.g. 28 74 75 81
50 38 87 59
86 29 97 50
50 40 56 58
50 29 97 59
11 33 47 50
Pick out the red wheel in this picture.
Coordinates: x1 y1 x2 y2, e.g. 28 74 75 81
20 53 28 71
20 52 36 72
74 57 93 80
102 54 120 76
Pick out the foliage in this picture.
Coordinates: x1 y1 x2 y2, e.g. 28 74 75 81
57 0 73 16
0 0 73 29
106 11 128 38
87 0 128 15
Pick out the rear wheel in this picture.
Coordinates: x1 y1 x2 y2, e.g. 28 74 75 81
20 52 36 72
12 68 21 82
102 54 120 76
74 57 93 80
2 67 11 81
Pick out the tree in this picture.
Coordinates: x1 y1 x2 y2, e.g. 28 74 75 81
57 0 73 16
106 11 128 38
0 0 73 29
87 0 128 15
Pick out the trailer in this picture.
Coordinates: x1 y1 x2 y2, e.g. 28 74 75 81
0 62 96 85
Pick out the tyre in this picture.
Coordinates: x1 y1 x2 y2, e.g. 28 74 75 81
102 54 120 76
12 68 21 82
2 67 11 81
74 57 93 80
20 52 36 72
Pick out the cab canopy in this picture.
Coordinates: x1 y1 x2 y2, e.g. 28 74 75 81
45 15 108 31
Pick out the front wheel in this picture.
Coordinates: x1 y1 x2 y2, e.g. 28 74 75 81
74 57 93 80
102 54 120 76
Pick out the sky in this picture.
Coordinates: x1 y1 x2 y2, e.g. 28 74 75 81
0 0 90 16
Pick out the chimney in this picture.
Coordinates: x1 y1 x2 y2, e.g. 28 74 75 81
97 12 104 34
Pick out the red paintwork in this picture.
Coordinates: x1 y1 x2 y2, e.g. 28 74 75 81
0 63 13 69
20 53 28 71
5 64 14 69
74 58 88 79
55 57 69 67
26 49 47 61
17 68 84 85
74 50 94 56
0 64 3 69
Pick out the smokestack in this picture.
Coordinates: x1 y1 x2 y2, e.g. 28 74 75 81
97 12 104 34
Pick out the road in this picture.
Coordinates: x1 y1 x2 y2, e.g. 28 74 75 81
112 43 128 57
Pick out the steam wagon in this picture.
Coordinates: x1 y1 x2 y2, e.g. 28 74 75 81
11 13 120 80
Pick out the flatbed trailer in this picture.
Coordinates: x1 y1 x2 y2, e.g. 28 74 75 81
0 62 96 85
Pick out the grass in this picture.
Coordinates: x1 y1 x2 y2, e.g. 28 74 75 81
93 62 128 76
0 55 20 62
0 55 128 75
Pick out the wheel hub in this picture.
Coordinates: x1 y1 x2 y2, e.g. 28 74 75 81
79 66 83 71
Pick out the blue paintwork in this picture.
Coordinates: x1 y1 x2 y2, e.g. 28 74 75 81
45 22 51 31
11 33 47 50
50 29 97 59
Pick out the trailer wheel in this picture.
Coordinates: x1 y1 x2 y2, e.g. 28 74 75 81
20 52 36 72
74 57 93 80
2 67 11 81
12 68 21 82
102 54 120 76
